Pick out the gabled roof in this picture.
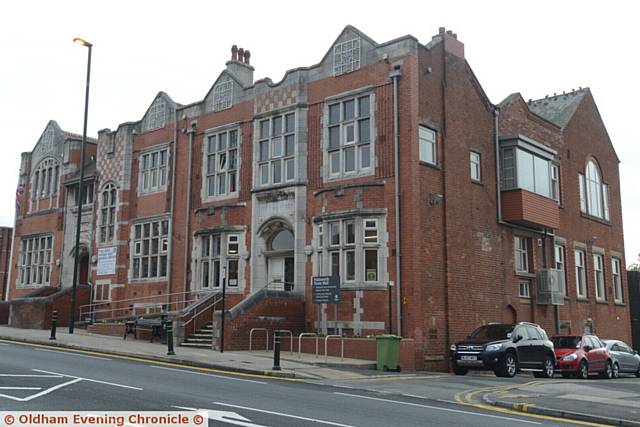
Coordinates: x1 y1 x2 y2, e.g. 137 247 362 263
527 89 587 128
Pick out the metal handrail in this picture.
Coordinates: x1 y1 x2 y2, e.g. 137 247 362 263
182 293 223 337
324 335 344 362
249 328 269 352
274 330 293 355
298 333 319 359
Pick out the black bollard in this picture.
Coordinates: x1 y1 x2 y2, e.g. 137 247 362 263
272 331 281 371
49 310 58 340
166 320 175 356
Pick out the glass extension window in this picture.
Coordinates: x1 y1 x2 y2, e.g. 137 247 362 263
318 217 380 285
333 38 361 76
575 249 587 298
593 254 605 301
212 80 233 111
327 95 372 178
579 160 610 221
514 236 529 273
139 148 168 194
612 257 623 303
197 233 240 290
258 113 295 186
206 129 239 198
132 219 169 280
419 127 437 165
18 235 53 287
99 184 117 243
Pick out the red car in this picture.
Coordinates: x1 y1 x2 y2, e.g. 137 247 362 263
552 335 614 379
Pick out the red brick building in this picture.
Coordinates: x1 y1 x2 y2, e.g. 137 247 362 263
0 227 12 301
7 26 630 369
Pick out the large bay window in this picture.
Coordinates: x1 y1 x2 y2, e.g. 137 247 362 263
205 128 239 198
131 218 169 280
500 136 557 201
258 113 295 186
579 160 610 221
326 94 372 179
316 216 382 285
18 235 53 288
196 233 241 290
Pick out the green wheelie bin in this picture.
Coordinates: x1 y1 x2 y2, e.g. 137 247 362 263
376 334 402 371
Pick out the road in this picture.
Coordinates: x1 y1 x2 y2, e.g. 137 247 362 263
0 340 601 427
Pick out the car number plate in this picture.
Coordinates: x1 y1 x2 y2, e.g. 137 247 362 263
460 355 477 361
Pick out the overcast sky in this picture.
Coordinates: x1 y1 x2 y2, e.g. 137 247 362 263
1 0 638 266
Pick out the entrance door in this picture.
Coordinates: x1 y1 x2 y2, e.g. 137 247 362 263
79 254 89 285
268 256 294 291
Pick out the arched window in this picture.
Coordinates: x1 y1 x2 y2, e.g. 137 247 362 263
100 183 117 242
579 160 609 221
32 158 59 200
269 229 294 251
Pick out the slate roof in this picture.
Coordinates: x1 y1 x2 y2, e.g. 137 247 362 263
527 88 587 128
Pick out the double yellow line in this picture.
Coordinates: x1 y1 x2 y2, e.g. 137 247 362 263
453 380 610 426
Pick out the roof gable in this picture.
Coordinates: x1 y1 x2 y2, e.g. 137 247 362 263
140 92 176 132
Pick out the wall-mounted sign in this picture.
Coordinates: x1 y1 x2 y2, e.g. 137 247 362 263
312 276 340 304
97 246 117 276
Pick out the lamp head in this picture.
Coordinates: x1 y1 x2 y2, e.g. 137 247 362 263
73 37 93 48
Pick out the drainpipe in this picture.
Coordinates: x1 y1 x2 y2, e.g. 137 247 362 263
390 65 402 337
494 108 502 223
166 108 178 309
551 232 561 335
183 121 196 299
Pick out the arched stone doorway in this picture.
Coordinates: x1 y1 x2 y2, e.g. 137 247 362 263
258 219 295 291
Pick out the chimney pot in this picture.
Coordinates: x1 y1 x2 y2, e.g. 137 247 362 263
238 47 244 61
446 30 453 35
231 45 238 61
244 49 251 65
453 33 457 39
439 27 445 34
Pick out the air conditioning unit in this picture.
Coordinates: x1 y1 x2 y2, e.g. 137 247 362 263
536 268 565 305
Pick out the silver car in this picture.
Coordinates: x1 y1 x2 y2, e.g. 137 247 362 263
602 340 640 378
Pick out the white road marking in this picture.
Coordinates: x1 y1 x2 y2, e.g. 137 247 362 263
0 374 63 377
150 365 267 384
213 402 357 427
333 392 541 425
173 406 267 427
32 369 142 390
0 387 42 390
33 348 112 361
0 378 82 402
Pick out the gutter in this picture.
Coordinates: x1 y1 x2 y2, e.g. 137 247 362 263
183 122 197 298
390 65 402 337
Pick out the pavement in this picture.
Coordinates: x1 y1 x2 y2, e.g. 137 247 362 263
0 325 382 380
0 340 587 427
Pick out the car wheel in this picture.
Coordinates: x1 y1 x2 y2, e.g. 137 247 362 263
497 352 517 378
533 355 555 378
612 363 620 379
453 365 468 376
578 360 589 379
600 360 613 379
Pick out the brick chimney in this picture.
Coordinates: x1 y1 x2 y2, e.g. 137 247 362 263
433 27 464 59
225 45 254 87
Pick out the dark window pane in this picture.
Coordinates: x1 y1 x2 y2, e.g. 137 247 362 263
273 116 283 135
358 96 370 117
329 126 340 149
285 114 295 133
344 147 355 172
260 141 269 161
358 118 370 143
285 135 295 156
344 100 355 121
260 120 269 139
329 104 340 124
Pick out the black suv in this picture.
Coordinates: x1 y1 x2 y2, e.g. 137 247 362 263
450 322 555 378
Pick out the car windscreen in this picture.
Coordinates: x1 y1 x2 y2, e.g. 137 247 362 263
552 336 581 349
469 324 514 340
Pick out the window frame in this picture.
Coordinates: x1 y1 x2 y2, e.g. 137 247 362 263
204 127 240 200
470 151 481 182
143 100 166 132
31 158 60 203
257 113 296 187
93 282 111 303
138 146 169 195
612 257 623 303
580 160 610 221
325 93 374 181
212 80 233 111
575 248 587 298
195 232 242 290
593 253 605 301
99 183 117 244
130 218 170 281
333 38 361 76
17 234 54 288
514 236 529 274
554 243 567 295
419 126 437 166
519 280 531 298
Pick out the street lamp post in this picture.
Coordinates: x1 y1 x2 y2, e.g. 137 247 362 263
69 37 92 334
